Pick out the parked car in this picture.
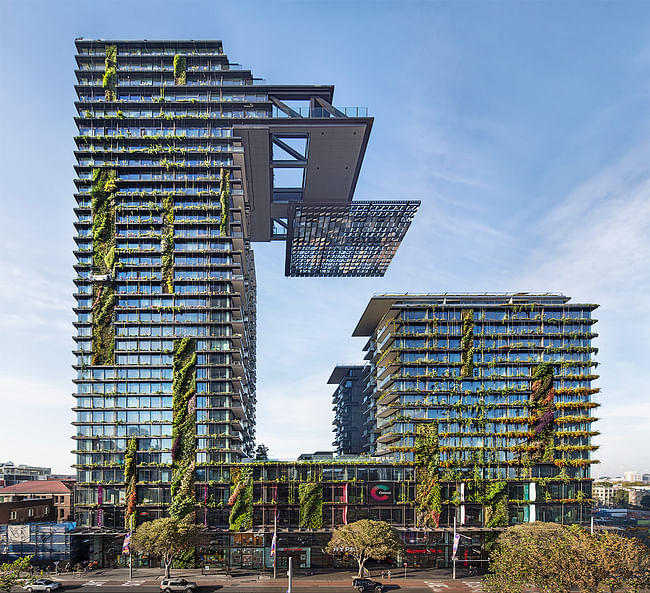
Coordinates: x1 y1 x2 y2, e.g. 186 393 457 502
352 577 384 592
159 578 197 593
24 579 61 592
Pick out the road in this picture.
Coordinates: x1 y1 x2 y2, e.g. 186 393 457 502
15 581 487 593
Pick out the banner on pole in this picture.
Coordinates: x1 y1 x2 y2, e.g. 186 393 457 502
452 533 460 559
122 531 131 555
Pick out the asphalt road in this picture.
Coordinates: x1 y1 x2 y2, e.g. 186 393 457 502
14 582 487 593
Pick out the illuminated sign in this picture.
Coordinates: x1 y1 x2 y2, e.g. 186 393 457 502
368 482 394 505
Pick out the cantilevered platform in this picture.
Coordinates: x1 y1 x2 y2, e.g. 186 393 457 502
285 201 420 277
233 88 420 277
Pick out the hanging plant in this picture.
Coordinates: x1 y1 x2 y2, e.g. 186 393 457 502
170 338 197 521
219 168 230 237
174 55 187 85
299 482 323 529
124 437 138 529
461 309 474 377
229 466 253 530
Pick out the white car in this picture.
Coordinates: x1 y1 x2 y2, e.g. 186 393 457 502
25 579 61 592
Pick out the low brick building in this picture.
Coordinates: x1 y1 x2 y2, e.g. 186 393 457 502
0 480 73 522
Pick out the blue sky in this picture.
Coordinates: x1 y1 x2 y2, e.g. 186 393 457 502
0 0 648 477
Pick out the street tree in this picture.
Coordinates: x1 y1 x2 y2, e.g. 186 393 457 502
483 522 650 593
0 557 32 593
131 517 207 578
325 519 403 578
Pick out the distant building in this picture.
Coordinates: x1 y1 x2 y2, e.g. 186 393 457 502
0 480 74 522
628 487 650 507
329 365 369 455
0 498 55 525
0 462 51 487
593 483 619 506
624 471 645 483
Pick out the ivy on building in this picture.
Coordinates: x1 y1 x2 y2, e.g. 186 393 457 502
414 423 442 528
220 168 230 237
528 362 556 464
298 482 323 529
461 309 474 377
103 45 117 101
161 195 174 293
229 466 253 530
170 338 197 520
173 55 186 85
91 168 117 365
484 480 509 527
124 436 138 529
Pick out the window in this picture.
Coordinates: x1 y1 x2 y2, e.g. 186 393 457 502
28 508 34 517
9 511 16 520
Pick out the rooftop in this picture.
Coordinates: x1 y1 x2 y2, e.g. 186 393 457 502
0 480 72 496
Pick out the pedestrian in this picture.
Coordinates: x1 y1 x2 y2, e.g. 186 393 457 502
65 562 70 573
381 570 385 579
387 569 391 579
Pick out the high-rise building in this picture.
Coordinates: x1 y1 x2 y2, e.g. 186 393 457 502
72 40 418 530
333 292 598 524
328 365 369 455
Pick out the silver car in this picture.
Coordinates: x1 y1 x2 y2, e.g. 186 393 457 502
160 579 197 593
25 579 61 593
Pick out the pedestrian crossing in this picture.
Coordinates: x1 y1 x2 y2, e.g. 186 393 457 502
424 581 484 592
80 581 145 587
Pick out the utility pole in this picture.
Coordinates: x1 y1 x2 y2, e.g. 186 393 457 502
452 515 456 580
129 514 134 580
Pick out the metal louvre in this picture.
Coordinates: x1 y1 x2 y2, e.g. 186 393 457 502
286 201 420 277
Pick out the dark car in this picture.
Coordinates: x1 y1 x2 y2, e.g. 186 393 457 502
352 577 384 592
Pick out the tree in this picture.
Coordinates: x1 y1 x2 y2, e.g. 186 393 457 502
0 557 32 593
325 520 403 578
254 444 269 460
131 517 207 578
483 522 650 593
613 488 629 507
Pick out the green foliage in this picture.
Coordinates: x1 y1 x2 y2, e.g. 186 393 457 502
229 466 253 530
0 556 32 593
325 520 404 578
415 423 442 527
527 363 556 464
103 45 117 101
299 482 323 528
170 338 197 521
483 522 650 593
161 195 174 293
461 309 474 377
124 436 138 529
219 168 230 237
173 55 186 85
132 517 206 579
254 444 269 460
485 480 509 527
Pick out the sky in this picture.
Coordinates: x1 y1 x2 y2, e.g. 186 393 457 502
0 0 648 478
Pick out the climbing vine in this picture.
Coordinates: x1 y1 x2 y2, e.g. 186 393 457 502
229 466 253 530
161 195 174 293
299 483 323 529
484 480 509 527
415 423 442 527
173 55 186 85
169 338 197 520
220 168 230 237
461 309 474 377
91 168 117 365
528 362 555 464
103 45 117 101
124 437 137 529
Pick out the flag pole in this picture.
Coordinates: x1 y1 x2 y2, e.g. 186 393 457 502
272 512 277 580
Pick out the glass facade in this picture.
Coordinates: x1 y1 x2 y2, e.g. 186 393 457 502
73 40 259 528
